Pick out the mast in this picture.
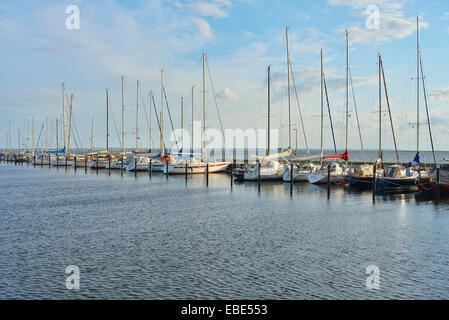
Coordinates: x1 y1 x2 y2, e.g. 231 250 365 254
32 118 35 155
121 76 125 153
378 53 382 158
136 80 140 152
202 53 207 156
191 85 194 154
320 49 324 163
181 97 184 151
62 83 66 154
90 118 94 152
345 30 349 152
286 27 292 150
416 16 420 161
106 89 109 152
380 55 400 164
268 65 271 155
67 95 73 156
149 92 153 151
160 70 164 154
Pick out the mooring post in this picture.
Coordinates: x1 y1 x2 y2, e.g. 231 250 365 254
258 161 261 193
206 162 209 187
74 156 77 172
185 163 188 184
65 155 68 169
327 163 331 199
121 158 123 176
230 161 234 189
372 163 377 199
84 156 87 173
96 155 99 174
149 159 152 178
290 161 294 196
56 154 59 168
48 155 51 169
436 165 440 202
109 156 111 176
33 154 36 167
166 159 169 179
134 158 137 177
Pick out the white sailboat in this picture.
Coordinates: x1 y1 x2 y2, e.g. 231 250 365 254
164 53 230 174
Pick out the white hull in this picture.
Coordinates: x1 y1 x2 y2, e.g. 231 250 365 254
89 160 109 169
308 172 346 184
244 167 284 181
164 162 230 174
283 171 310 182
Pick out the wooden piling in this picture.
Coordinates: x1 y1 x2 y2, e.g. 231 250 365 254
436 166 440 202
149 159 152 178
121 158 123 176
373 163 377 199
134 158 137 177
74 156 77 172
327 163 331 199
96 155 99 174
185 163 188 184
84 156 87 173
230 161 233 189
290 161 293 196
206 162 209 186
109 156 111 176
258 161 261 193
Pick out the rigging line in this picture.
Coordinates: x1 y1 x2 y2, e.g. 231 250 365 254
420 56 436 165
151 94 167 152
35 122 45 153
348 68 365 156
140 90 154 151
109 104 122 148
289 59 310 155
162 87 179 150
380 58 400 164
71 116 83 153
323 73 337 154
205 57 227 149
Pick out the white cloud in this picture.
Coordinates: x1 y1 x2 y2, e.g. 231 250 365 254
192 17 214 39
328 0 427 44
176 0 232 19
430 87 449 102
218 88 239 102
348 13 428 44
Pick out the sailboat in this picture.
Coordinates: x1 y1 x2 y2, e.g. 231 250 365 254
246 27 297 181
308 47 348 184
164 53 230 174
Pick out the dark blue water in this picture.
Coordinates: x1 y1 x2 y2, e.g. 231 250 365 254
1 162 449 299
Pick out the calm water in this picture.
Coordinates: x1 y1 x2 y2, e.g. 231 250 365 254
1 162 449 299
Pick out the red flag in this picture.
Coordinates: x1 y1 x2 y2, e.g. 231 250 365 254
294 150 298 157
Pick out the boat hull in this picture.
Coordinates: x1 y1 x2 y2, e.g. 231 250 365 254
164 162 230 174
375 178 417 191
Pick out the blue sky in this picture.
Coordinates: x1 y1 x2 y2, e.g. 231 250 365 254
1 0 449 151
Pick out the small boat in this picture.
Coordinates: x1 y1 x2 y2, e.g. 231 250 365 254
308 162 345 184
244 160 285 181
283 163 318 182
375 165 418 192
417 165 449 195
347 164 384 188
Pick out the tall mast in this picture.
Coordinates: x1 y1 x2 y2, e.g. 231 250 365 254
90 118 94 152
181 97 184 151
268 65 271 155
345 30 349 152
106 89 109 152
67 95 73 156
320 49 324 162
202 53 207 156
191 85 194 154
32 118 35 155
136 80 140 152
56 119 58 155
62 83 66 154
416 16 420 157
121 76 125 153
380 55 400 164
160 70 164 154
286 27 292 150
378 53 382 158
149 92 153 151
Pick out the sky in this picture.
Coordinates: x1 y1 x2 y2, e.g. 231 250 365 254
1 0 449 152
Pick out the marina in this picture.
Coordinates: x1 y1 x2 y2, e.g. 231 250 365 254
3 0 449 304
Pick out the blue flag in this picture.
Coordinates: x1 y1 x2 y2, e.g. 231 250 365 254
411 152 420 166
